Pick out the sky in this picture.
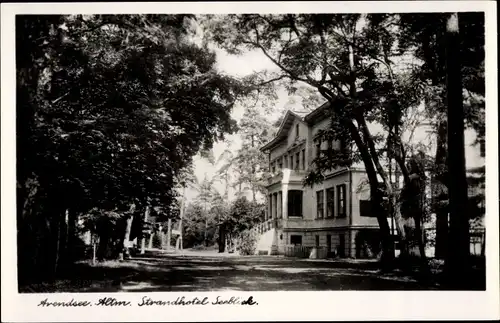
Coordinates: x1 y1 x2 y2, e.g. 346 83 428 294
182 32 484 205
183 48 287 203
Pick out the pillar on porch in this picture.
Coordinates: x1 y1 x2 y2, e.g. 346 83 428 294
277 191 282 219
273 193 278 219
282 184 288 219
269 194 273 220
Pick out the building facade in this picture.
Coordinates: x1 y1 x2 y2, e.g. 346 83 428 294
260 103 389 258
258 100 485 259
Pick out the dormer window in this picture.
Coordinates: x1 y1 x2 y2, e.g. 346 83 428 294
295 124 299 138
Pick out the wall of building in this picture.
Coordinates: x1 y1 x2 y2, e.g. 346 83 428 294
311 172 350 221
311 118 331 138
269 141 288 162
350 171 380 227
286 118 309 148
282 229 353 258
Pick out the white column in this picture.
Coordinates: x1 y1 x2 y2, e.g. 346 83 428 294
269 194 273 220
277 191 282 218
282 184 288 219
273 193 278 219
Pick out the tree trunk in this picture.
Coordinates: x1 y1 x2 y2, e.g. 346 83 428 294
204 218 208 247
97 228 109 261
434 120 448 259
358 115 411 266
66 209 78 264
444 12 470 289
148 232 154 249
414 174 431 278
166 218 172 251
345 119 395 269
140 206 150 255
218 224 226 253
392 198 409 260
122 211 134 259
345 43 394 269
176 185 186 252
53 214 62 278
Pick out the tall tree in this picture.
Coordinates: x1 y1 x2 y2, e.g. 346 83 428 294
444 13 470 288
207 14 421 268
398 12 485 264
233 107 275 202
16 14 244 283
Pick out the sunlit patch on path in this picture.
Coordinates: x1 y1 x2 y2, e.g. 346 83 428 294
22 251 450 292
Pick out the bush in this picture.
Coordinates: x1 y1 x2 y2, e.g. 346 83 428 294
237 229 257 256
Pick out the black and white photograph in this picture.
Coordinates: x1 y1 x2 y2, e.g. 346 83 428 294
2 1 498 321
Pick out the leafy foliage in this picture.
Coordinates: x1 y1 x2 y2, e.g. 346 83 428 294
232 107 275 200
237 229 258 256
17 14 247 280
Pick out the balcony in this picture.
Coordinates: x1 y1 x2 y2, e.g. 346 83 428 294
267 168 308 186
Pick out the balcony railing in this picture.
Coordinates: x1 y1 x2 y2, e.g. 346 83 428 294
251 218 275 235
267 168 308 185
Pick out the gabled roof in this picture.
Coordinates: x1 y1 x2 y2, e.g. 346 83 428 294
260 110 305 152
304 101 330 123
260 101 331 152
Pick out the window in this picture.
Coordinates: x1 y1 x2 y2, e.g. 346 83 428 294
301 149 305 170
290 235 302 245
360 199 375 217
278 161 283 169
316 141 321 158
271 166 276 173
316 190 324 219
315 235 320 247
295 152 300 170
289 154 293 170
337 184 346 217
327 139 333 154
288 190 303 217
326 188 335 217
283 155 288 168
295 124 299 137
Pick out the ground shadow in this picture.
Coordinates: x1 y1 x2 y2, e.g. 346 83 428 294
22 251 481 292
